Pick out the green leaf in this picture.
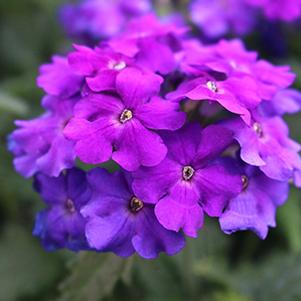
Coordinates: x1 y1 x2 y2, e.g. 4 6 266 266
58 253 132 301
278 187 301 253
230 253 301 301
0 90 28 115
0 224 62 301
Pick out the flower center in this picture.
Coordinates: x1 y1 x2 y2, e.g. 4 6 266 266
129 197 144 213
109 60 127 71
253 122 264 138
206 80 218 92
182 166 195 181
65 198 76 214
120 109 133 124
241 175 249 191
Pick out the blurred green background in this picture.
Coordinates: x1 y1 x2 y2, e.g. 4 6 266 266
1 1 301 300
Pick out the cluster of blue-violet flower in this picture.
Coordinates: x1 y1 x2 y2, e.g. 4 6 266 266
59 0 301 42
9 13 301 259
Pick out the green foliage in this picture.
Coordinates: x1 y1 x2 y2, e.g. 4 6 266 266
58 253 132 301
0 224 63 301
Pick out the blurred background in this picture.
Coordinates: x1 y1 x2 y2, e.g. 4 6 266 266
1 0 301 300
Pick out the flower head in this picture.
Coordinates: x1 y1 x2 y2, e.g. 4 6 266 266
9 96 76 178
133 124 242 237
60 0 152 43
64 67 186 171
190 0 257 38
81 168 185 259
33 168 91 251
220 163 289 239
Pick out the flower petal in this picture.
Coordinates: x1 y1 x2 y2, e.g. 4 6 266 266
113 119 167 171
135 96 186 130
116 67 163 108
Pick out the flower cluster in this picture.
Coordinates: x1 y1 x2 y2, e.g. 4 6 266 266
190 0 301 38
9 14 301 258
59 0 301 42
60 0 152 43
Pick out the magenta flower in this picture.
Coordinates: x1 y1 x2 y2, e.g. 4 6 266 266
220 163 289 239
81 168 185 259
37 55 83 98
169 39 295 124
33 168 91 251
60 0 152 43
108 14 187 74
9 96 76 178
64 67 186 171
190 0 257 38
68 44 133 92
133 124 242 237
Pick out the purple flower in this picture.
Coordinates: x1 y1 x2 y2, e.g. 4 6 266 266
37 55 83 98
169 39 295 124
260 89 301 117
33 168 91 251
223 113 301 182
59 0 152 43
132 124 242 237
64 67 186 171
81 168 185 259
220 163 289 239
247 0 301 22
168 74 260 124
9 96 76 178
190 0 257 38
68 44 134 92
108 14 187 74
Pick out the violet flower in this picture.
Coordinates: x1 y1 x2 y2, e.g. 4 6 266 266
220 163 289 239
67 44 133 92
133 124 242 237
81 168 185 259
223 112 301 182
189 0 257 38
9 96 76 178
59 0 152 43
37 55 83 99
33 168 91 251
108 14 187 74
64 67 186 171
247 0 301 22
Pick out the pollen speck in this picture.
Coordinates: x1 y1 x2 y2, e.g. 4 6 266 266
130 197 144 213
120 109 133 124
206 81 218 92
182 166 195 181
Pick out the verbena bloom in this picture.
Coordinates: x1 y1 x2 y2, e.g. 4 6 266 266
220 163 289 239
169 39 295 124
189 0 256 38
9 96 76 178
60 0 152 43
64 67 186 171
9 13 301 258
223 112 301 182
108 14 187 74
132 124 242 237
37 55 83 98
81 168 185 259
33 168 91 251
67 44 133 92
261 89 301 117
247 0 301 22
